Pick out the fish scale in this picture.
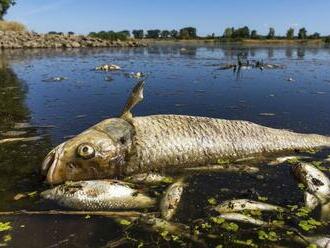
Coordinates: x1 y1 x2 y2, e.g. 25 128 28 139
125 115 330 174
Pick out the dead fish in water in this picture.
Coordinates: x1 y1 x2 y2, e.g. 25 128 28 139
217 213 267 226
214 199 284 213
294 235 330 248
41 81 330 184
0 136 43 144
292 162 330 221
160 179 186 220
137 213 206 247
41 180 156 210
124 173 173 185
268 156 311 165
95 64 121 71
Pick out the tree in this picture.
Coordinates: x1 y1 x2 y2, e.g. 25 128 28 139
267 27 275 39
146 29 161 39
160 30 170 38
0 0 15 20
298 27 307 39
232 26 250 38
132 30 144 39
250 30 258 39
309 32 320 39
286 28 294 39
179 27 197 39
223 27 234 38
118 30 130 38
170 29 178 38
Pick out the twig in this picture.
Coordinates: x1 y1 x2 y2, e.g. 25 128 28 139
0 210 143 218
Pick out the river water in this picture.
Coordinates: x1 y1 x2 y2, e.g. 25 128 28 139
0 44 329 247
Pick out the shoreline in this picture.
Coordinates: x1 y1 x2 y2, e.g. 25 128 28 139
0 31 145 49
143 38 325 46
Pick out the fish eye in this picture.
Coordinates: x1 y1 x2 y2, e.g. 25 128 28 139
77 143 95 159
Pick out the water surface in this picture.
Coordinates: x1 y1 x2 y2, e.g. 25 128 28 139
0 44 330 247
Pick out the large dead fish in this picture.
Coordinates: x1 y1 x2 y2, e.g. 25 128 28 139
41 81 330 184
41 180 156 210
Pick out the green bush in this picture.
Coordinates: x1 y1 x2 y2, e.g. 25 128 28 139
88 31 128 41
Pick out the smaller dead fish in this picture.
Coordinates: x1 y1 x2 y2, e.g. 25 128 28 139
124 173 173 185
268 156 311 165
214 199 284 213
306 236 330 248
292 162 330 206
138 213 205 247
217 213 267 226
0 136 43 144
160 179 186 220
0 130 28 137
95 64 121 71
41 180 156 210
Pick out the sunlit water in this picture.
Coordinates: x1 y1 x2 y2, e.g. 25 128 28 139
0 44 330 247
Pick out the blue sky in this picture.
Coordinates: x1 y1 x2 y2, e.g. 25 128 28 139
6 0 330 36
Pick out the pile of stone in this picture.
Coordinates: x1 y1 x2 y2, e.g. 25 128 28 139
0 31 145 49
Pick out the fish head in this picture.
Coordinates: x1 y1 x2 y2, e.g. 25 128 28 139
41 119 133 185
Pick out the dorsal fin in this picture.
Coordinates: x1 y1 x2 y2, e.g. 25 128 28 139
120 80 144 123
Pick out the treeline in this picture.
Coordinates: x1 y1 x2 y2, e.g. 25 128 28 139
222 26 321 40
87 27 197 41
86 26 330 42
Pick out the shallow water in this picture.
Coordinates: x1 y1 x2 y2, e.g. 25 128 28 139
0 44 330 247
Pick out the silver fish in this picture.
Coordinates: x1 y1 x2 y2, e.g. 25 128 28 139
41 81 330 184
217 213 267 226
160 179 186 220
214 199 284 213
41 180 156 210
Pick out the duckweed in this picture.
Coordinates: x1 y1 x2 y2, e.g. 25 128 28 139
0 223 11 232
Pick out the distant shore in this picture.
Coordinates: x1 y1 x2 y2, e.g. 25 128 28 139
0 31 145 49
143 38 325 45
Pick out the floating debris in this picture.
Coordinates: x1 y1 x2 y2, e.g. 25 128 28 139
259 112 276 117
13 193 27 201
41 180 156 210
95 64 121 71
124 173 173 185
160 179 186 220
104 75 113 81
214 199 284 214
42 77 67 82
130 72 145 79
287 77 295 82
0 130 28 137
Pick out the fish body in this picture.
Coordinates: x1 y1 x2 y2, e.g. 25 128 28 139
217 213 267 226
41 80 330 184
42 114 330 184
124 173 172 185
160 179 185 220
41 180 156 210
214 199 284 213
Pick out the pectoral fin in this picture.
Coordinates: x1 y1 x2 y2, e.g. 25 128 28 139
120 81 144 123
304 192 319 210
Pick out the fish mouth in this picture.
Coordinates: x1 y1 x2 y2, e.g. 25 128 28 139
41 143 66 185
